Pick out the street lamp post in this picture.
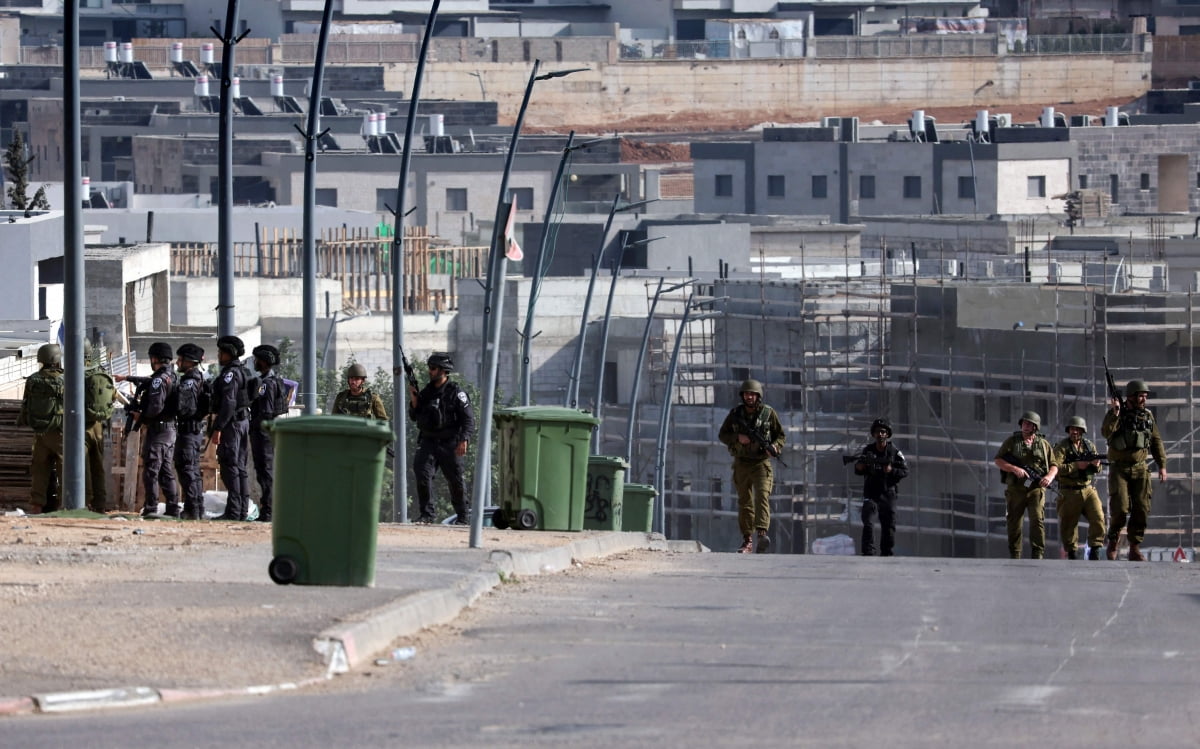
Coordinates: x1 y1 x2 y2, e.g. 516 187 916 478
469 61 587 548
624 278 689 469
214 0 248 338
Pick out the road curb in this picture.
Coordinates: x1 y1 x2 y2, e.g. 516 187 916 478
312 531 698 674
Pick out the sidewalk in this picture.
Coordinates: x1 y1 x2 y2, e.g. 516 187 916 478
0 516 703 716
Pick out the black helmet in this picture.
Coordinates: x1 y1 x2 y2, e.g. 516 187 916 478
176 343 205 363
870 418 892 437
427 353 455 373
148 341 174 361
253 344 280 366
216 335 244 358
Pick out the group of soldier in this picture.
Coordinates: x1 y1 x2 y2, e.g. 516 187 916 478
719 376 1167 560
17 340 477 526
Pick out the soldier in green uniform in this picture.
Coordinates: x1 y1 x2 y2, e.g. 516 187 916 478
994 411 1060 559
332 362 389 419
1052 416 1106 560
1101 380 1167 561
82 340 116 513
718 379 785 554
17 343 65 514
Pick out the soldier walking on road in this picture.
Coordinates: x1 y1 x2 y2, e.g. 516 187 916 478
210 336 251 521
853 418 908 557
1052 416 1107 560
173 344 209 520
82 340 116 513
1102 380 1168 561
249 344 292 523
115 342 179 517
17 343 64 514
994 411 1060 559
718 380 785 554
408 353 475 524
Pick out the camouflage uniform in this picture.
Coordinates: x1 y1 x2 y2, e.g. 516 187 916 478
17 344 64 513
1102 380 1167 557
718 380 785 553
1052 418 1106 560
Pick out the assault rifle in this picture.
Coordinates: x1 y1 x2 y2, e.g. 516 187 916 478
122 378 150 437
1001 452 1048 488
737 413 787 467
1102 356 1121 404
843 452 891 474
398 345 420 396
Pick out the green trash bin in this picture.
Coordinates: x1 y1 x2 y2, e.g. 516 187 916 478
493 407 599 531
585 456 627 531
266 415 394 587
622 483 657 533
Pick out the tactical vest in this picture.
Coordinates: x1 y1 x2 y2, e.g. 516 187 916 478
21 369 64 434
175 368 210 422
1108 409 1153 452
1058 437 1100 487
336 390 375 417
1001 432 1052 486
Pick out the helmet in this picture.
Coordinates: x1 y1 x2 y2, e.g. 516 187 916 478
36 343 61 367
870 418 892 437
739 379 763 397
1065 415 1088 433
1018 411 1042 430
427 353 454 373
83 339 100 368
176 343 205 363
148 341 174 361
1125 380 1150 398
346 362 368 379
253 344 280 366
216 335 245 358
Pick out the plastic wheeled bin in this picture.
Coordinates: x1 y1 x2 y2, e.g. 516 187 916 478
584 456 627 531
621 483 657 533
492 407 599 531
266 415 394 586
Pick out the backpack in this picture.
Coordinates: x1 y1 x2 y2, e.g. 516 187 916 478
175 369 212 421
83 368 116 424
21 370 64 434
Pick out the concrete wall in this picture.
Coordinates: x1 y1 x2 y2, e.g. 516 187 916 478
86 205 382 245
0 212 66 320
84 243 172 356
170 276 343 330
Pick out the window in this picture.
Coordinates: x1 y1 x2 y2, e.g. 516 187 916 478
375 188 392 212
446 187 467 211
903 176 922 199
1110 174 1119 203
1027 176 1046 198
1079 174 1088 189
1139 173 1151 190
958 177 975 199
767 174 785 198
511 187 534 210
859 175 875 199
811 175 827 199
315 188 337 207
715 174 733 197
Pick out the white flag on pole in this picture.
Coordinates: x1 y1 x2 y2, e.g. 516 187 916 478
503 200 523 262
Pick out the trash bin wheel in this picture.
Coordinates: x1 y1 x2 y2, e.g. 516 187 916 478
491 508 509 530
269 555 299 585
516 509 538 530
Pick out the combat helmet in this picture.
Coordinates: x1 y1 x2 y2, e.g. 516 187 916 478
36 343 62 367
1018 411 1042 430
739 379 763 397
1065 415 1088 434
82 339 100 369
427 353 455 373
870 418 893 437
216 335 245 358
253 344 280 366
1125 380 1150 398
346 362 368 379
148 341 174 361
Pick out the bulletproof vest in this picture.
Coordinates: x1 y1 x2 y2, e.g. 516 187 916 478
239 361 260 410
1060 438 1100 483
83 367 116 425
21 368 64 434
1109 409 1152 452
252 373 289 421
175 368 210 421
338 390 375 416
416 382 459 433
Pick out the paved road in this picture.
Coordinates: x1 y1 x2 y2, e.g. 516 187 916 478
8 553 1200 747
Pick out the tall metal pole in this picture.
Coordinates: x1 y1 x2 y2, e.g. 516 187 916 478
519 130 575 406
215 0 245 337
653 293 695 535
62 0 84 509
300 0 335 415
470 61 542 548
625 279 688 469
391 0 442 523
469 62 586 548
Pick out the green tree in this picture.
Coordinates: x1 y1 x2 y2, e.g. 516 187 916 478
3 130 50 211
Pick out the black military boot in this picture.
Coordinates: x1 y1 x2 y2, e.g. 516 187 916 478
1066 549 1077 560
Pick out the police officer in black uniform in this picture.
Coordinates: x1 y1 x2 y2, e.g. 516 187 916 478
173 343 208 520
116 341 179 517
408 353 475 524
250 344 289 523
854 418 909 556
210 335 251 521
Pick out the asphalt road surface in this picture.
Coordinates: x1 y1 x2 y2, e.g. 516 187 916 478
9 551 1200 748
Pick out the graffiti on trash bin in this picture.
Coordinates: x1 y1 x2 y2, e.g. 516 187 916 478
586 474 612 522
